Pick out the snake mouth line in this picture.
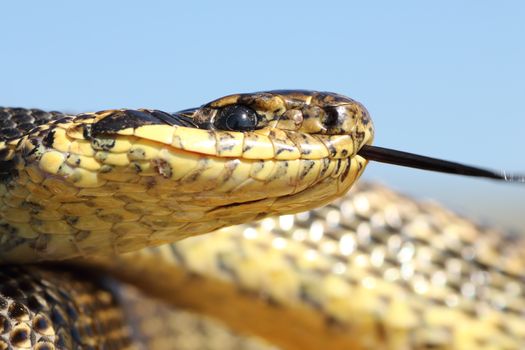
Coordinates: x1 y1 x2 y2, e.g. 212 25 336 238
206 154 367 216
15 118 368 210
109 123 363 162
24 121 364 189
144 141 365 198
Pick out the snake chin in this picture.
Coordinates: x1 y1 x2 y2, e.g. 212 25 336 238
203 154 369 228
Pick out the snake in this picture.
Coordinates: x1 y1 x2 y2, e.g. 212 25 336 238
0 90 523 349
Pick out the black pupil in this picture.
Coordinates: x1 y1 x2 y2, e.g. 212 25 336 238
215 105 258 131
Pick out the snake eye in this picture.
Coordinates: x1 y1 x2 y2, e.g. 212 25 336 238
214 105 259 131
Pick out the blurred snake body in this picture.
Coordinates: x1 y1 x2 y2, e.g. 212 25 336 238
0 91 523 349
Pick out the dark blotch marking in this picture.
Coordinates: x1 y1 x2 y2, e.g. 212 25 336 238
0 160 17 183
9 326 30 346
216 254 241 284
21 201 44 212
298 285 322 310
42 129 55 148
65 303 78 320
325 315 346 329
128 148 145 159
184 170 201 183
24 139 44 160
168 244 186 265
33 315 50 333
340 161 351 182
318 158 331 178
27 296 46 313
269 130 294 155
323 106 341 130
263 294 281 308
17 280 35 293
0 148 10 161
218 133 236 151
0 127 22 140
99 165 113 173
267 161 288 181
299 160 315 180
82 124 92 139
0 315 9 334
328 143 337 157
50 306 67 327
69 324 82 344
361 111 371 126
334 159 342 175
91 137 116 151
1 285 24 299
275 144 294 155
154 159 172 178
133 162 142 173
8 302 30 320
65 216 79 225
144 178 156 190
354 131 365 145
55 330 67 348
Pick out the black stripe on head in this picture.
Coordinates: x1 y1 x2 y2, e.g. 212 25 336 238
91 110 163 135
91 109 200 136
151 110 198 128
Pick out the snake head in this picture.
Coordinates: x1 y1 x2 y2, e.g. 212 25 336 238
173 89 374 159
166 90 374 208
3 91 374 261
190 89 373 136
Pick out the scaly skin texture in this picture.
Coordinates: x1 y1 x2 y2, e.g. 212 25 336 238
0 91 523 349
0 266 135 349
0 91 373 262
118 284 275 350
102 183 525 350
2 183 523 349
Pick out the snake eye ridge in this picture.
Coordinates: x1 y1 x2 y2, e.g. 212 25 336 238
214 105 259 131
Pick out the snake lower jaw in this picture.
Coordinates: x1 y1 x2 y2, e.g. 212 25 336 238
0 148 367 263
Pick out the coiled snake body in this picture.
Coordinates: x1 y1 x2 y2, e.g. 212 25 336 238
0 91 523 349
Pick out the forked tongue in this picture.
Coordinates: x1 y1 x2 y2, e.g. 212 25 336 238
358 145 525 183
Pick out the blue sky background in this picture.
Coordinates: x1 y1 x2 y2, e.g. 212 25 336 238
1 1 524 231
